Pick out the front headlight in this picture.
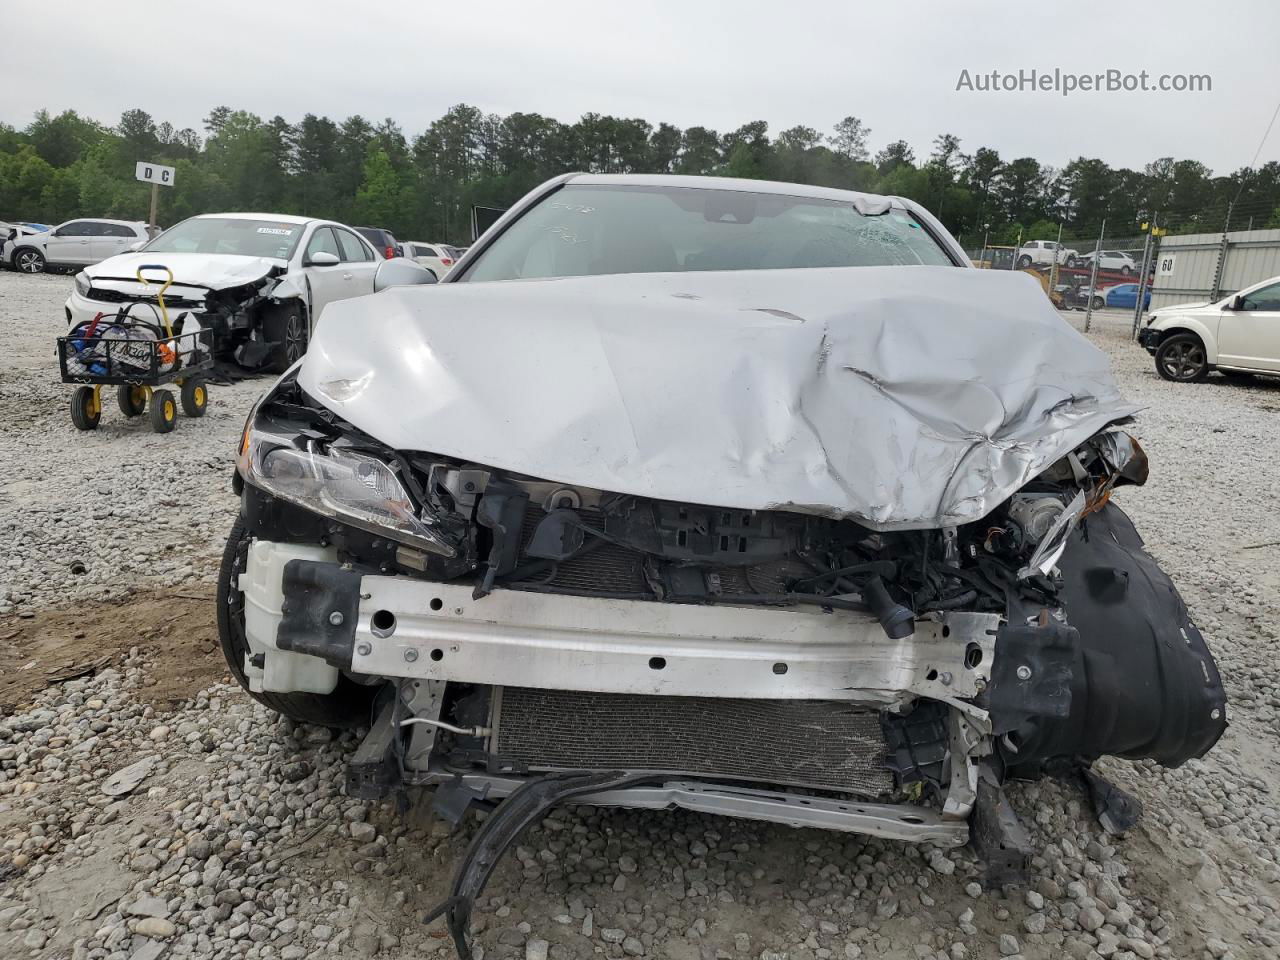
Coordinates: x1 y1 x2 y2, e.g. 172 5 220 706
74 272 90 297
239 418 456 557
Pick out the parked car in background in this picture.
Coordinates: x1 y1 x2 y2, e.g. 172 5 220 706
64 213 433 371
1 220 52 246
1017 239 1080 269
1102 283 1151 310
219 176 1224 943
1138 274 1280 382
353 226 401 260
1078 250 1136 275
404 241 459 279
3 219 150 273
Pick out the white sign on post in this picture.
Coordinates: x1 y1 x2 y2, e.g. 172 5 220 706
135 161 176 187
1157 254 1176 277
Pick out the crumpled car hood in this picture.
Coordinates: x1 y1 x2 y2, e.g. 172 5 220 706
84 252 283 290
299 266 1140 530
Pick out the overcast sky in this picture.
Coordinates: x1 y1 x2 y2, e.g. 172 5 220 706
2 0 1277 175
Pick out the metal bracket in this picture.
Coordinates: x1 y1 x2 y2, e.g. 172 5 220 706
969 768 1032 890
400 678 445 772
345 699 402 801
942 709 988 820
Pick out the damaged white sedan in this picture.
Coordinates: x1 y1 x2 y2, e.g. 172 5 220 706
66 213 431 372
218 174 1226 955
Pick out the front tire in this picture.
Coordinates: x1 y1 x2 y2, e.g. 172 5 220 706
216 517 377 728
180 379 208 417
1066 256 1080 268
1155 333 1209 383
1016 255 1032 269
70 387 101 430
1120 265 1133 276
117 384 147 417
264 304 307 373
1092 296 1106 310
150 388 177 432
14 248 45 273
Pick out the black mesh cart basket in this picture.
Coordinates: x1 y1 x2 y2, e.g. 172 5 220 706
56 320 215 434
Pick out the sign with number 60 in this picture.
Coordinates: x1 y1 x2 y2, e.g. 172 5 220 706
135 161 176 187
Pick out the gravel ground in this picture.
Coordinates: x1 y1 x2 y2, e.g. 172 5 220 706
2 271 1279 960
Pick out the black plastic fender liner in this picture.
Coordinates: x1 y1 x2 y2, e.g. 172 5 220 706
425 771 658 959
1001 502 1227 775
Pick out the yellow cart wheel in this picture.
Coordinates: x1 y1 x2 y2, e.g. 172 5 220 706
117 384 147 417
150 388 177 433
180 379 208 418
70 386 101 431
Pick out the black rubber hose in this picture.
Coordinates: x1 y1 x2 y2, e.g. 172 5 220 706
861 576 915 639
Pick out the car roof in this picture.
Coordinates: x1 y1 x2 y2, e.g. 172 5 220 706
63 218 147 226
563 173 908 209
192 212 314 225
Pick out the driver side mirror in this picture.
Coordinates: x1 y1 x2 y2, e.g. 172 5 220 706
308 251 340 267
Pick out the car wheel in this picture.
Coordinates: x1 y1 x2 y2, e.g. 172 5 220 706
1155 333 1209 383
15 248 45 273
1066 256 1079 268
265 304 307 373
1092 296 1106 310
1016 255 1032 269
216 517 377 728
1120 265 1132 276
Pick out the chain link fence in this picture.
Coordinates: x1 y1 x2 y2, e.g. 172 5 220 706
964 229 1152 333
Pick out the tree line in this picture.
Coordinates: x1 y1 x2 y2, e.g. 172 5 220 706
2 105 1278 248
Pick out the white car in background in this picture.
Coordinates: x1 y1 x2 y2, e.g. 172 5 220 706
3 218 151 273
65 213 433 372
1016 239 1080 269
404 241 461 279
1078 250 1136 275
1137 274 1280 382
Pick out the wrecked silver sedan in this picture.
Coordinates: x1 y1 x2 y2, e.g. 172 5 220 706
217 174 1225 953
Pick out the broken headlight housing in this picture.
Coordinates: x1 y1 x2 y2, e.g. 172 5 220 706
239 418 456 557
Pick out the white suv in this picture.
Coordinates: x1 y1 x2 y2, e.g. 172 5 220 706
404 241 460 279
1016 239 1080 269
3 219 150 273
1137 274 1280 382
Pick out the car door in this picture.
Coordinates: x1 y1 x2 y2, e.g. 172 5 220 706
94 223 142 262
334 227 378 297
300 226 349 324
45 221 95 265
1216 281 1280 371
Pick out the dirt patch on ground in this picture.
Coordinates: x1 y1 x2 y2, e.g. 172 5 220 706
0 585 228 713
